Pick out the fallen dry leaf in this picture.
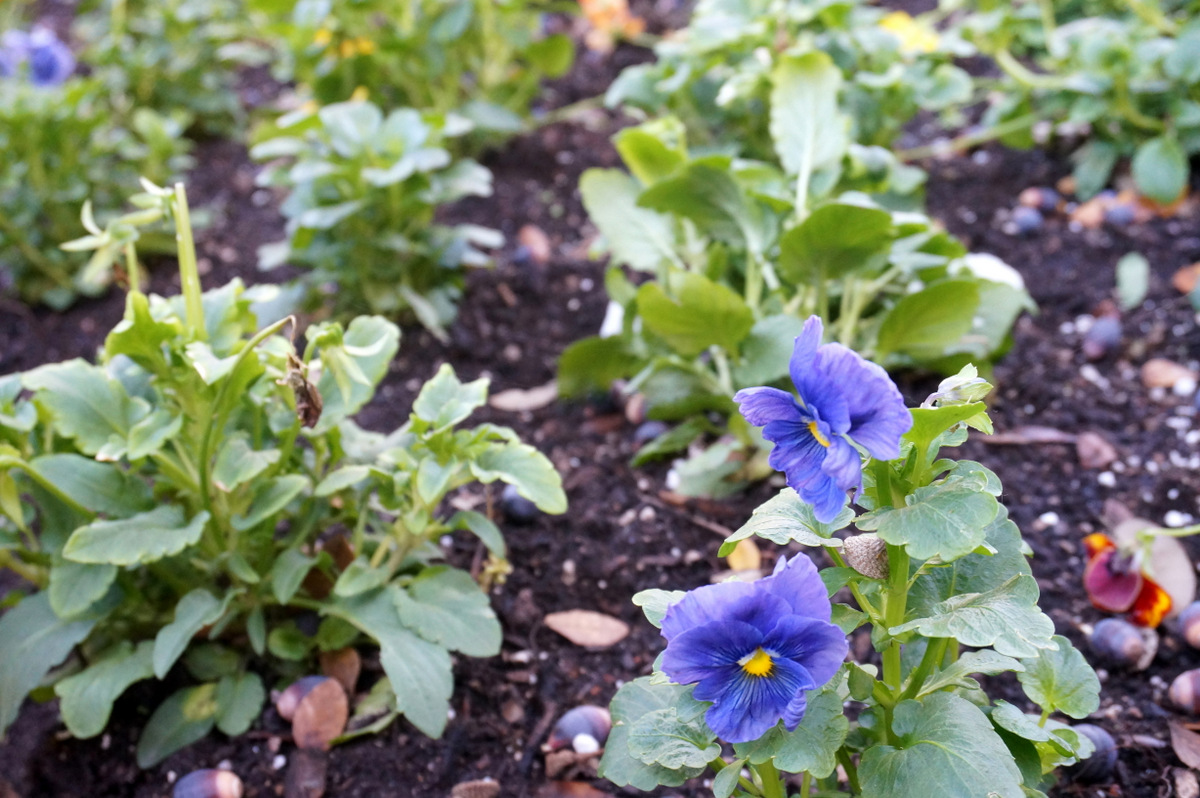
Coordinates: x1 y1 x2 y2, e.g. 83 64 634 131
292 678 349 751
518 224 553 265
1142 358 1196 389
984 426 1077 445
1076 431 1118 469
1171 721 1200 769
318 648 361 696
489 381 559 412
536 782 610 798
726 538 761 572
451 779 502 798
544 610 630 648
1176 768 1200 798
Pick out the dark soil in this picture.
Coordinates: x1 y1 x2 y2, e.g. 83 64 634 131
4 6 1200 798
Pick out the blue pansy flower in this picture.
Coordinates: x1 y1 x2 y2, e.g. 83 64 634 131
660 554 847 743
733 316 911 523
0 28 75 87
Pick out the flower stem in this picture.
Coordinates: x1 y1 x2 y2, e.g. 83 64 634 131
799 772 811 796
172 183 206 342
836 749 861 794
899 636 948 701
882 544 910 691
895 113 1039 162
755 759 786 798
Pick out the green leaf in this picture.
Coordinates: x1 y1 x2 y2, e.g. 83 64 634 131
1132 135 1188 204
557 336 634 397
49 560 118 619
315 465 372 497
632 589 687 628
247 607 266 656
713 758 746 798
0 593 97 735
770 51 846 179
231 475 309 531
412 363 488 432
579 169 678 272
333 557 389 597
905 403 988 460
874 281 980 360
272 549 317 604
126 409 183 460
1115 252 1150 312
1071 140 1119 200
136 684 218 767
860 694 1023 797
416 457 458 506
154 589 224 678
55 641 155 738
630 418 711 467
212 438 281 492
64 507 210 566
23 360 147 458
394 566 500 657
525 33 574 77
1017 635 1100 719
104 291 181 373
856 476 999 562
615 126 686 185
325 588 453 737
628 708 720 769
215 672 265 736
639 159 772 254
312 316 401 433
268 624 313 660
184 643 241 682
720 489 852 556
599 677 708 789
28 454 153 516
732 314 809 386
734 682 849 777
449 510 505 556
777 204 892 285
915 649 1024 698
891 574 1056 658
636 272 754 358
470 440 566 514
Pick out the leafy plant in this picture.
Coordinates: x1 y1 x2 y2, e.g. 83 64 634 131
952 0 1200 201
601 350 1102 798
560 99 1032 494
251 0 575 149
0 65 190 308
0 182 565 765
73 0 266 135
607 0 974 158
253 100 500 337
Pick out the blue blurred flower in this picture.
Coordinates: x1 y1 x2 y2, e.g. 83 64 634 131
734 316 911 523
660 554 847 743
0 28 75 87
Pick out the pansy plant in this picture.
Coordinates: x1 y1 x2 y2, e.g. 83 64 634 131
601 318 1102 797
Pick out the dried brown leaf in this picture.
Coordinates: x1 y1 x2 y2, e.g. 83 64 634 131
1171 721 1200 769
489 381 559 412
543 610 630 648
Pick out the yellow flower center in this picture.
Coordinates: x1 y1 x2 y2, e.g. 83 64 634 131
808 421 831 448
741 647 774 678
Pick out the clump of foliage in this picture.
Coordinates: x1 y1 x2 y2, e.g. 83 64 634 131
952 0 1200 202
0 182 565 765
601 345 1103 798
73 0 263 136
253 100 500 337
607 0 973 158
252 0 575 149
0 27 190 308
560 56 1032 496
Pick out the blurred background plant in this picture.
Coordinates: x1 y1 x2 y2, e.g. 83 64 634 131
252 100 500 338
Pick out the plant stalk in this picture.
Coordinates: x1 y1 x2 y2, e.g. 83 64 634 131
172 183 206 341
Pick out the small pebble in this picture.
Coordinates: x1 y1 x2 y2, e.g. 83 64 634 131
500 484 539 525
633 420 669 444
1104 203 1136 226
1082 316 1122 360
1010 206 1043 235
272 754 287 771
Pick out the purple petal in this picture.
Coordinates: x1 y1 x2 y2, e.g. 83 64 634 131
820 436 863 492
734 386 803 427
661 620 763 686
761 417 848 523
787 317 823 394
661 579 758 641
703 657 815 743
764 616 848 687
814 345 911 459
782 689 809 731
763 555 832 623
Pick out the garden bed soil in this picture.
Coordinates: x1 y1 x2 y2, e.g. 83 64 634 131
5 10 1200 798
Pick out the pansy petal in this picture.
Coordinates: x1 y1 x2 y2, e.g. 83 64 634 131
763 555 833 622
764 616 848 687
722 590 795 637
787 317 823 398
763 420 847 522
661 578 758 640
782 688 809 731
734 386 804 427
803 469 849 525
820 436 863 492
705 656 815 743
661 621 763 686
813 345 911 460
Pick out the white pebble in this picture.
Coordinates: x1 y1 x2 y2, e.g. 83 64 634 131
1175 376 1198 397
1038 511 1060 526
572 733 601 754
272 754 287 770
1098 472 1116 487
1165 510 1194 528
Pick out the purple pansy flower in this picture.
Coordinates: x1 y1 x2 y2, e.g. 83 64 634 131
733 316 911 523
0 28 75 87
660 554 847 743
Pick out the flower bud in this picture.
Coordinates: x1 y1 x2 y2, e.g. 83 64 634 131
843 535 888 580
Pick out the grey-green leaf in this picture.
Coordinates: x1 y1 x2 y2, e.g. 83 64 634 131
628 707 721 769
580 169 678 272
154 589 224 678
215 672 266 736
412 363 488 432
859 693 1023 798
770 51 846 179
136 684 218 767
469 440 566 514
734 682 849 778
915 649 1024 699
22 360 146 458
856 476 999 562
49 560 118 619
64 507 210 566
632 589 688 629
394 566 500 657
28 454 152 516
55 641 155 738
636 272 754 357
1017 635 1100 719
231 475 309 531
720 489 851 556
599 677 708 790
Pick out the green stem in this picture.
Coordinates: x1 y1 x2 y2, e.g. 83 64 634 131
1036 0 1056 39
882 545 910 691
1114 79 1165 132
1128 0 1177 35
899 637 948 701
521 94 606 131
836 749 861 794
1037 707 1051 727
895 113 1039 162
800 771 811 797
172 184 206 342
0 549 46 587
708 758 762 797
124 243 140 295
993 49 1065 90
827 547 881 619
0 457 92 517
756 759 786 798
